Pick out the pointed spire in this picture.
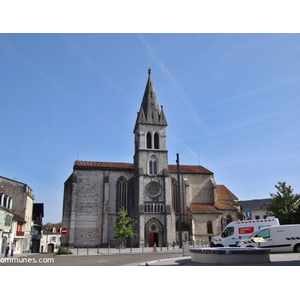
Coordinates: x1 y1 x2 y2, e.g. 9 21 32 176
134 69 167 133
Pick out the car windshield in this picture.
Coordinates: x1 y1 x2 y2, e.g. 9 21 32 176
249 228 270 239
256 229 270 238
248 229 260 238
221 227 234 237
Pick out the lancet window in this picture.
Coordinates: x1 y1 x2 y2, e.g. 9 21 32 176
116 176 127 212
147 132 152 149
149 156 158 175
171 178 178 213
154 132 159 149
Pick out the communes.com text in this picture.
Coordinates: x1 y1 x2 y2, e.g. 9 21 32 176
1 257 55 264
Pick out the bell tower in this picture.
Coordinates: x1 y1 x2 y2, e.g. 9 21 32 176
133 68 174 247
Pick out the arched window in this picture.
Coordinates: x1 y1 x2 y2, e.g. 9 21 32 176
149 156 158 175
207 221 213 234
171 178 178 213
8 198 12 209
154 132 159 149
227 214 232 225
0 212 4 225
116 177 127 212
147 132 152 149
154 160 157 174
4 214 12 226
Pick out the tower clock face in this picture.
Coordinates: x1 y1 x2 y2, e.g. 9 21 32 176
146 182 161 197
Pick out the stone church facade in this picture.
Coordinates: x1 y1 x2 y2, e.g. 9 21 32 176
62 69 242 248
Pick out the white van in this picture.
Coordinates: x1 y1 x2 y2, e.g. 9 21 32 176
210 217 280 247
238 225 300 253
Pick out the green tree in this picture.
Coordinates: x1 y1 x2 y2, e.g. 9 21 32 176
44 222 52 229
268 182 300 224
114 207 137 248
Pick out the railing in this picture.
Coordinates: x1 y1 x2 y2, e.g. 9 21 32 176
144 203 164 213
16 231 25 236
57 240 210 255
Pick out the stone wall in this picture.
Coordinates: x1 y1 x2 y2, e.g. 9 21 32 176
191 213 222 242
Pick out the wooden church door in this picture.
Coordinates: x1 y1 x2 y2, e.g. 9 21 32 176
148 233 158 247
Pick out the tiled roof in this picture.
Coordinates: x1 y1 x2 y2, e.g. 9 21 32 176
188 204 222 214
43 223 62 234
74 161 134 171
215 199 239 210
168 164 213 175
216 185 239 210
74 160 213 174
73 160 213 174
217 185 238 200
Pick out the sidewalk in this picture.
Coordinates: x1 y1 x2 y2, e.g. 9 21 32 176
139 252 300 266
137 256 196 266
1 245 185 260
55 245 189 256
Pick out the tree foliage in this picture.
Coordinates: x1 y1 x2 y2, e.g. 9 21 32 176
44 222 52 229
114 207 137 247
268 182 300 224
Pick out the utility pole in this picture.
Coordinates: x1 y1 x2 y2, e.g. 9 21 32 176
176 153 183 248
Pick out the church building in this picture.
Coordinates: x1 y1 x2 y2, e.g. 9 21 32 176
62 69 242 248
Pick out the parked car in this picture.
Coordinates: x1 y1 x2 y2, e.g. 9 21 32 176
238 224 300 253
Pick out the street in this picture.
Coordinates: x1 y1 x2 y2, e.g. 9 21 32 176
1 251 184 266
1 251 300 266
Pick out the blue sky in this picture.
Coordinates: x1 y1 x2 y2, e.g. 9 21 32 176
1 33 300 223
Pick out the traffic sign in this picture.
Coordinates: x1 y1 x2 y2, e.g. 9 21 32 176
245 211 252 219
61 228 68 235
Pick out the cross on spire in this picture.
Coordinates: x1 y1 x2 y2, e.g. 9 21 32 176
148 68 151 75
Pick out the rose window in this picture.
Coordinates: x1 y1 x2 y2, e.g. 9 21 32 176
146 183 161 197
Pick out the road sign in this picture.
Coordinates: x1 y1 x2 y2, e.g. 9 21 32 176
61 228 68 235
245 211 252 219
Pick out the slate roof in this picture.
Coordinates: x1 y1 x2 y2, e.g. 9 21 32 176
239 199 272 211
134 68 167 132
13 213 26 223
73 160 213 175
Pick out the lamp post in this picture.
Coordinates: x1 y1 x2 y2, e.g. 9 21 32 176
176 153 183 249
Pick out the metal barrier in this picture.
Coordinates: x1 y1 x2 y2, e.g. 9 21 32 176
61 240 209 255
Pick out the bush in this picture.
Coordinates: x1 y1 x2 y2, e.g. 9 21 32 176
56 247 72 255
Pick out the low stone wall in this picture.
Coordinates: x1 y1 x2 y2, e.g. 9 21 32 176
190 247 270 265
